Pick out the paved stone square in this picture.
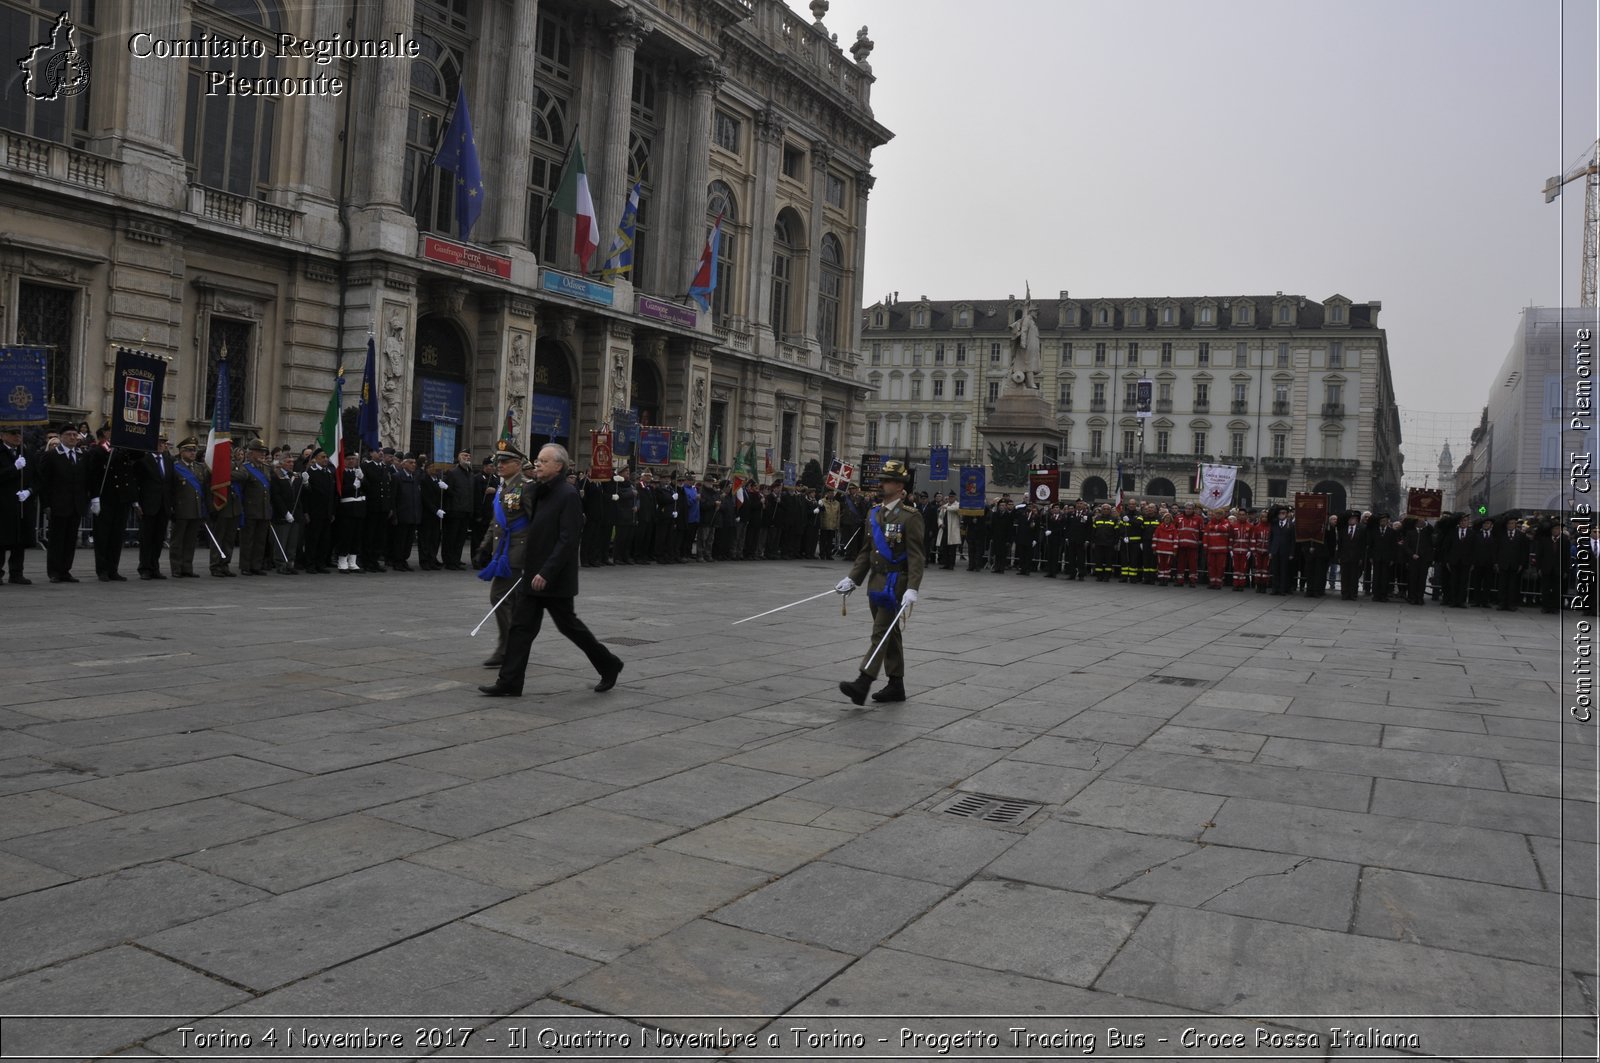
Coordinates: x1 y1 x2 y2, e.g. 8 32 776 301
0 560 1594 1060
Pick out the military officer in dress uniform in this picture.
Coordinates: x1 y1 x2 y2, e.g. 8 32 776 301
475 443 531 668
167 437 209 577
835 458 925 706
232 438 274 575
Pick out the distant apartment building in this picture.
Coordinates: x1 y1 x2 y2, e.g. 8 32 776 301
861 291 1403 513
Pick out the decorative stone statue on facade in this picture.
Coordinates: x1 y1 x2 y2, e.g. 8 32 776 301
1007 287 1043 391
380 307 406 446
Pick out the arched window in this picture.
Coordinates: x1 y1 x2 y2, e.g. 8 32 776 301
184 0 283 196
708 181 738 324
771 214 797 337
1145 477 1177 498
404 20 467 236
624 58 659 288
1081 476 1108 501
818 233 845 355
527 9 573 258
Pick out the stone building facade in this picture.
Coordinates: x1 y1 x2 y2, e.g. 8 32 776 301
861 291 1404 514
1 0 889 473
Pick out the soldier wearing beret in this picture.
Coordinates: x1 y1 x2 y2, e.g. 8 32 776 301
835 458 925 706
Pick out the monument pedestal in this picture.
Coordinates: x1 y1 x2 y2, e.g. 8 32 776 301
979 389 1062 492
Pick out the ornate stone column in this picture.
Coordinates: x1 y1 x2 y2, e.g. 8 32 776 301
747 107 785 349
849 169 875 357
493 0 541 246
359 0 416 210
680 59 724 289
600 9 647 254
802 143 831 346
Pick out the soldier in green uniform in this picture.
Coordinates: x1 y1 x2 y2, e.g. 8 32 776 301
475 442 530 668
836 458 924 706
232 439 274 575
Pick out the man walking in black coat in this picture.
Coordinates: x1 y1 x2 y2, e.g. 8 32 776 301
481 443 624 698
441 450 476 569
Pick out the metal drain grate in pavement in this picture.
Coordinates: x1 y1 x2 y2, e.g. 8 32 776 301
606 637 657 646
934 792 1042 826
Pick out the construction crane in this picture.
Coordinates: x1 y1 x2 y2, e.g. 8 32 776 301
1543 139 1599 308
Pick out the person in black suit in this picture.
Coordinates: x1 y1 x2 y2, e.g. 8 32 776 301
1267 505 1297 595
1368 514 1398 601
1496 516 1529 611
1434 513 1469 607
37 423 88 582
416 454 443 570
1468 517 1498 607
440 450 476 569
1402 517 1435 606
481 443 624 698
1334 510 1366 601
0 424 38 584
134 434 174 579
85 428 140 581
300 448 337 573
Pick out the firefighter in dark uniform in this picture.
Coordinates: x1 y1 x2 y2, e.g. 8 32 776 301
836 458 924 706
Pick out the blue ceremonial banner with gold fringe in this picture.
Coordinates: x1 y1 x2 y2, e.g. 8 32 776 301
928 445 950 482
959 465 986 515
110 348 167 451
0 346 49 425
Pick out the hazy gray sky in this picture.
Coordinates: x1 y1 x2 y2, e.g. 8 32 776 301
796 0 1598 427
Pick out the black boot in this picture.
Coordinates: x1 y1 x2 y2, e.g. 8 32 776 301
838 672 873 706
870 677 906 703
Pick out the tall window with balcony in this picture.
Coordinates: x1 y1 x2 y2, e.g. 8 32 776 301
1193 382 1209 411
1156 429 1170 454
1324 382 1343 416
1231 381 1248 412
1091 381 1106 410
527 8 574 259
706 181 738 324
1 0 97 145
1090 429 1104 457
990 342 1001 363
781 411 797 464
770 214 798 337
203 317 253 424
1198 342 1210 366
1124 381 1138 409
1058 381 1071 408
1123 429 1137 454
1230 431 1245 458
708 400 727 467
1272 432 1288 458
1192 430 1208 456
624 62 660 288
932 378 944 398
1126 341 1139 366
184 0 283 198
1161 342 1173 366
1329 341 1344 368
955 343 966 363
1277 342 1290 368
16 281 75 406
405 9 473 236
987 380 999 402
1094 342 1107 366
953 377 966 398
818 234 844 354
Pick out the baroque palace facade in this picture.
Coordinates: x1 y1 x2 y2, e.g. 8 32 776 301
0 0 889 471
861 292 1405 515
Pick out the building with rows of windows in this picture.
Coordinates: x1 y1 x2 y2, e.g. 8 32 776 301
1 0 888 471
861 291 1404 514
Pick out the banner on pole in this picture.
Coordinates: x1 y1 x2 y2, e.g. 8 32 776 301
111 348 167 451
637 426 669 465
1406 487 1443 520
782 460 797 486
1294 492 1329 543
824 457 856 490
590 427 613 480
928 445 950 482
859 452 884 490
669 430 688 463
959 465 987 515
0 346 49 425
1136 378 1153 418
1028 467 1058 505
1196 463 1238 509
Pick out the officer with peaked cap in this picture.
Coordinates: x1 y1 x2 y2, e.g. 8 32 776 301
835 457 925 705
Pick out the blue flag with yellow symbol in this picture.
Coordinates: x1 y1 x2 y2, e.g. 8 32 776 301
433 83 485 241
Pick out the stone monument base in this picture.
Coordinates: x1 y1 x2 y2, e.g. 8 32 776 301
979 390 1062 494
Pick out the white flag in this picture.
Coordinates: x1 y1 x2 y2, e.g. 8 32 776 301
1197 463 1237 509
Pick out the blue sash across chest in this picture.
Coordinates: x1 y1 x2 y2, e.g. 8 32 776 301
867 504 906 611
478 489 530 581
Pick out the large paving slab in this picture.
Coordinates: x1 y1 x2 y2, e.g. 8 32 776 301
0 557 1588 1055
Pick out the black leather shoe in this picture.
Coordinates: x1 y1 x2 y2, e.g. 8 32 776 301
839 672 873 706
478 683 522 697
871 678 907 703
149 571 166 580
594 659 624 693
9 576 31 585
97 574 111 582
483 656 504 668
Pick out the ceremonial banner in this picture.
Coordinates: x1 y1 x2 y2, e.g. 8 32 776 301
1406 487 1443 520
611 408 638 455
782 460 797 486
859 452 884 490
0 346 49 425
637 426 670 465
959 465 986 515
1196 463 1238 509
590 427 613 480
204 352 233 512
1136 378 1153 418
1294 492 1329 543
824 457 855 490
764 447 775 477
928 445 950 482
530 393 570 441
1029 467 1058 505
669 431 688 463
110 348 166 451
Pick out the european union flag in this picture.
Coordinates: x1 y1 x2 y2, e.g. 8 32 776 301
433 83 485 241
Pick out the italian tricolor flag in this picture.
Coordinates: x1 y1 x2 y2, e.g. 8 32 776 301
554 134 598 273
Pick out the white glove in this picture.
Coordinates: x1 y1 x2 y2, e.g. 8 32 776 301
903 588 919 606
672 492 679 500
299 472 310 484
13 455 23 470
441 481 450 490
353 472 363 487
16 489 30 502
835 577 856 595
90 497 101 516
285 512 295 524
1044 530 1052 537
611 494 619 502
436 509 445 519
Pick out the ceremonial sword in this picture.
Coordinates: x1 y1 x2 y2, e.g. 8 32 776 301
731 588 839 626
860 597 914 673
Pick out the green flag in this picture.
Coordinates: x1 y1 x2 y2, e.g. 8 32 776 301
669 430 687 463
